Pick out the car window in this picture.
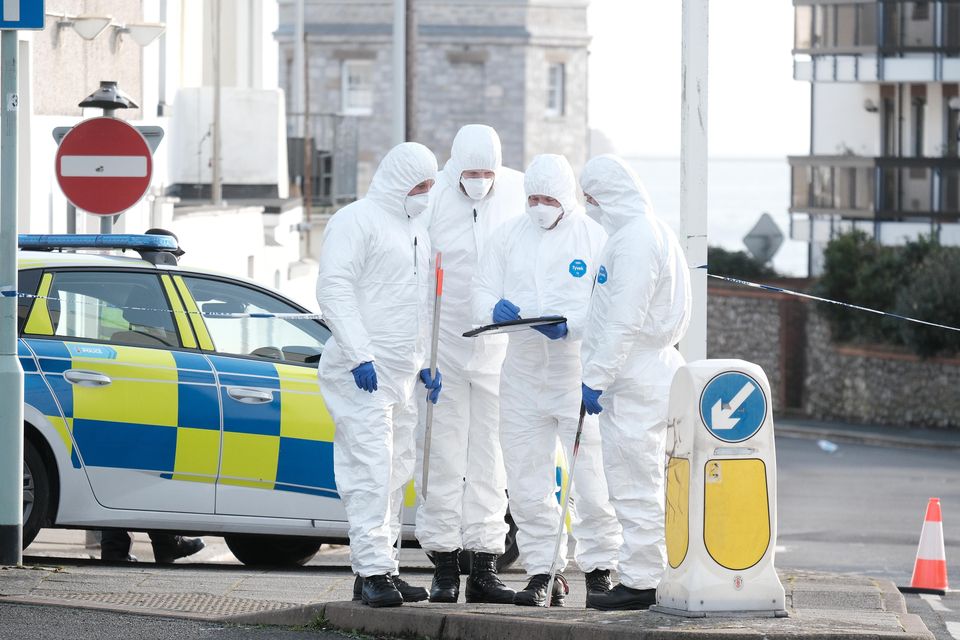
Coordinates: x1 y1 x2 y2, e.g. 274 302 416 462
23 270 182 349
180 275 330 366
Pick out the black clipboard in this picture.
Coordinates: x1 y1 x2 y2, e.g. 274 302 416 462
463 315 567 338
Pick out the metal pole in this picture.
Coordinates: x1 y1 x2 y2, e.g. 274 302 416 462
679 0 709 362
66 203 76 234
392 0 406 145
0 29 24 566
420 253 443 498
405 0 416 141
211 0 222 205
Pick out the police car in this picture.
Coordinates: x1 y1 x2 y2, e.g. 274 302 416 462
17 233 518 568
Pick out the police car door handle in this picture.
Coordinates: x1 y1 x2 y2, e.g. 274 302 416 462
227 387 274 404
64 369 112 387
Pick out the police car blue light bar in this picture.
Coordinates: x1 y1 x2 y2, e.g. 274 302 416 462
18 234 180 252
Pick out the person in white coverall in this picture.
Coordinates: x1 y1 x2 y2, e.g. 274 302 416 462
316 142 443 609
472 154 623 608
578 155 692 611
415 124 525 604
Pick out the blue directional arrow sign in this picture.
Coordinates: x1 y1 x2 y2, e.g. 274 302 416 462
699 371 767 443
0 0 44 30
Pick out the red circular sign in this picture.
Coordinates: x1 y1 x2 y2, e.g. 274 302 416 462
55 117 153 216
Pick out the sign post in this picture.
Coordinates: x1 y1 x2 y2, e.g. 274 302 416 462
1 0 45 568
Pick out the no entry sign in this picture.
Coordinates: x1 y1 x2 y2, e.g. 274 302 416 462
55 117 153 215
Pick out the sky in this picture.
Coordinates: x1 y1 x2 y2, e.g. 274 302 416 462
587 0 811 158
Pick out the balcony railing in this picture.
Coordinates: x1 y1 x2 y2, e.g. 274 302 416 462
789 155 960 221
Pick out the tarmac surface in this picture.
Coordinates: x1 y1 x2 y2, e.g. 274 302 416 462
2 417 953 640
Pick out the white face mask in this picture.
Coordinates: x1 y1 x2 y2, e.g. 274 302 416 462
527 203 564 230
461 177 494 201
404 193 429 218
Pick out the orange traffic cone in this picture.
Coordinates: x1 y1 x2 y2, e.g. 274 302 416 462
900 498 949 595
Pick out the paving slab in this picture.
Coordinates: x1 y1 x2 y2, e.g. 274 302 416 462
0 560 933 639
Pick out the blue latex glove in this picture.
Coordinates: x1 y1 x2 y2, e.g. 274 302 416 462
351 361 378 393
534 321 568 340
419 368 442 404
492 299 521 324
582 383 604 415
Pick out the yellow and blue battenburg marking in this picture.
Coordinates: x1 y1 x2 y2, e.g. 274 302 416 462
22 337 340 501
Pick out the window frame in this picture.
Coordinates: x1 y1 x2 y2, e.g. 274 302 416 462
340 59 374 117
176 271 331 368
19 267 196 352
546 62 566 118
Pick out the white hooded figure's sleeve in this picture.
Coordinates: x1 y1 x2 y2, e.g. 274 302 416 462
581 233 661 390
315 211 376 370
471 222 511 327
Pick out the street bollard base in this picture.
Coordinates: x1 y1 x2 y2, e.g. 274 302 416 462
650 604 789 618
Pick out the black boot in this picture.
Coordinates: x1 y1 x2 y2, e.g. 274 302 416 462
513 573 568 607
465 552 515 604
353 574 427 603
361 574 404 608
584 568 613 607
429 550 461 603
587 583 656 611
151 535 204 564
392 575 428 602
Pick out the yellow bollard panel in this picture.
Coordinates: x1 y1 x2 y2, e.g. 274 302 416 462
655 359 786 616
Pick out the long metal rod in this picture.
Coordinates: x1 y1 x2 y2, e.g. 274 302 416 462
545 403 587 607
0 29 24 566
678 0 709 362
420 253 443 499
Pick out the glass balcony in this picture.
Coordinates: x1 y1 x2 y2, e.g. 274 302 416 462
789 156 960 221
794 1 960 56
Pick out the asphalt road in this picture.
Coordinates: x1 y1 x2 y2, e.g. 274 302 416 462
0 602 353 640
777 435 959 640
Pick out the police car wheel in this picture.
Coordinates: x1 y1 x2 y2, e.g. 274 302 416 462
223 535 322 567
22 439 52 549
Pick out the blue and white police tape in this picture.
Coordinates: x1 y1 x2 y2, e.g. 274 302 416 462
4 290 324 320
697 266 960 334
0 286 15 298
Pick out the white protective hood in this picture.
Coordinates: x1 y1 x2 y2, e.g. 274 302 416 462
579 155 654 234
524 154 583 219
366 142 439 216
441 124 503 190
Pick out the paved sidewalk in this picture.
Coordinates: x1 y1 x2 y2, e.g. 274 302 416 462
776 417 960 451
0 557 933 639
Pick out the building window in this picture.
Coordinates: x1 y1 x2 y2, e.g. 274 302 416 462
341 60 374 116
546 63 565 117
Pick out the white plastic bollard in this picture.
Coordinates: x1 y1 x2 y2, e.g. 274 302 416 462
654 359 786 617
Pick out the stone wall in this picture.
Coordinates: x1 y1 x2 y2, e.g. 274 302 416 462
803 313 960 428
709 281 960 428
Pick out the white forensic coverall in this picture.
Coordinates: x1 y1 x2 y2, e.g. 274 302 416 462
415 124 525 555
472 154 622 576
579 154 692 590
317 142 438 577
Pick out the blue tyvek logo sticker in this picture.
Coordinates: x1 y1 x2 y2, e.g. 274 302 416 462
699 371 767 443
597 265 608 284
569 259 587 278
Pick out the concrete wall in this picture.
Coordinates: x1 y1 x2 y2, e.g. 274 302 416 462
709 281 960 428
811 83 881 156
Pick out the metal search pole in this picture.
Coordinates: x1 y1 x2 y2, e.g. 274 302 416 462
420 253 443 498
544 404 586 607
0 28 24 566
679 0 709 362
